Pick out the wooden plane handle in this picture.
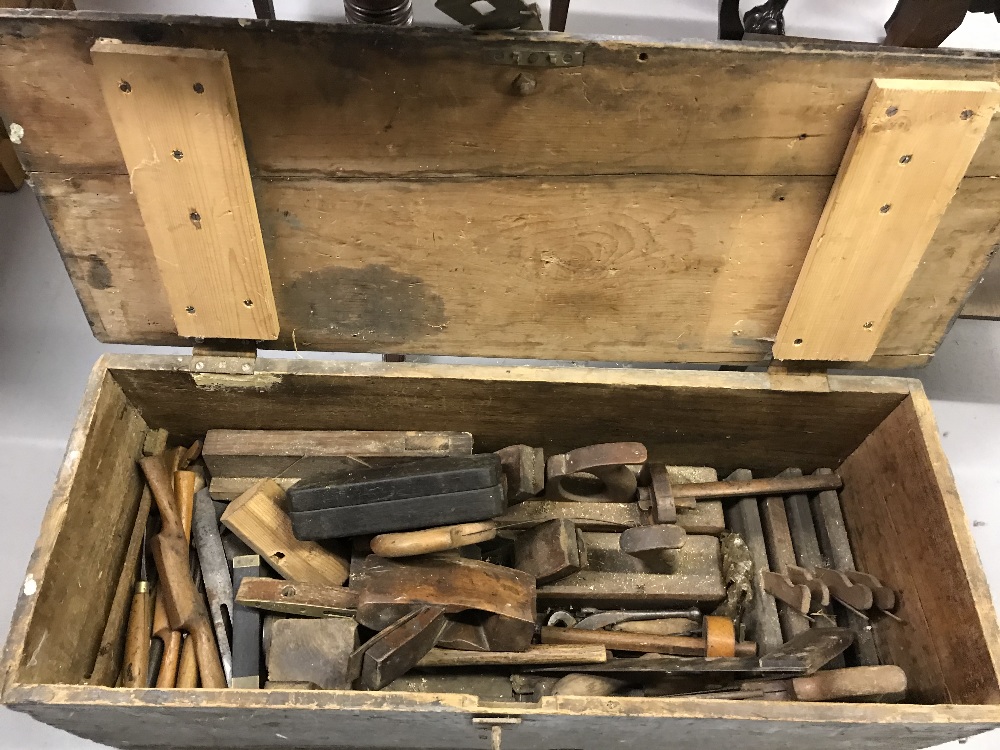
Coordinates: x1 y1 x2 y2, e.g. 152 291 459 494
370 522 497 558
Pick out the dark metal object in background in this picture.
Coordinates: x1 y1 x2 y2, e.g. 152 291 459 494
252 0 275 20
719 0 789 40
436 0 543 30
744 0 789 35
550 0 570 31
345 0 413 25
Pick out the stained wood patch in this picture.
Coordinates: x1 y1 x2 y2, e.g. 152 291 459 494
774 79 1000 362
90 41 278 341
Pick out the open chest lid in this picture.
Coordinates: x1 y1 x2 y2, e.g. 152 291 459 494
2 10 1000 369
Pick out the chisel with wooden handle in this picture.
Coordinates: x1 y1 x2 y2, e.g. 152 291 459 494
120 531 151 689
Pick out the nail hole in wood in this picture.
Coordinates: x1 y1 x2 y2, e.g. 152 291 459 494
119 80 131 93
273 551 286 559
880 204 891 214
798 133 807 140
961 109 975 120
793 338 803 346
243 299 254 307
189 210 202 228
193 82 205 94
886 106 898 117
172 149 183 160
185 306 196 314
899 154 912 164
637 52 649 62
863 321 874 329
281 585 296 597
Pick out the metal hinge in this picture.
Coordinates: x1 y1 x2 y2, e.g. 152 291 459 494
485 47 584 67
190 342 258 375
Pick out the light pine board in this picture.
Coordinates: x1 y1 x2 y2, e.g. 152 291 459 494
90 41 278 341
775 79 1000 362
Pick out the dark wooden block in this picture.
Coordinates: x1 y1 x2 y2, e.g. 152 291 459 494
289 484 507 540
287 455 502 512
355 606 448 690
266 617 358 690
513 519 586 584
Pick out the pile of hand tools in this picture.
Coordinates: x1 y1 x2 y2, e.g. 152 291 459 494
106 431 906 702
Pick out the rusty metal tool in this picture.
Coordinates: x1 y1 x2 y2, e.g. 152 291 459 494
668 472 842 504
574 608 702 631
546 443 647 503
809 468 881 666
141 454 227 689
193 487 234 686
722 469 783 656
619 524 686 571
813 567 874 611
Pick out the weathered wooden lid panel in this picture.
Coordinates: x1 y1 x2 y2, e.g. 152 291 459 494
1 12 998 366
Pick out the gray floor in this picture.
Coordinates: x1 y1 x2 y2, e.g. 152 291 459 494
4 2 1000 747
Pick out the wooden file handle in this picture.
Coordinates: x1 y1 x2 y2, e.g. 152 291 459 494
176 634 199 689
791 665 907 702
156 630 183 689
189 617 227 688
120 582 151 688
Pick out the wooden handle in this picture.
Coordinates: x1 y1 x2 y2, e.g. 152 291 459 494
156 630 183 688
541 626 704 656
174 470 196 543
190 616 227 689
704 615 736 658
370 522 497 558
140 455 182 535
120 582 151 688
671 473 842 501
791 666 907 702
176 635 199 689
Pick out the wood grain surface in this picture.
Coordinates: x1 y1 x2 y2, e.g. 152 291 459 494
1 16 998 361
775 79 1000 361
90 41 279 340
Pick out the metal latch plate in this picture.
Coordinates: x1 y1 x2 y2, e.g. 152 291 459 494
190 343 257 375
485 48 584 67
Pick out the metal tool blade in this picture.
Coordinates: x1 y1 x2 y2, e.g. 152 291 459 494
193 488 234 686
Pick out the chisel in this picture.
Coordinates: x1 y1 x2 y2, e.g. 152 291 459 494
120 531 152 688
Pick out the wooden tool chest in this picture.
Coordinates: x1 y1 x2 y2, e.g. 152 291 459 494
2 9 1000 750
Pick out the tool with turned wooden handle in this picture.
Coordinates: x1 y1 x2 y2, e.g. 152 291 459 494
140 455 226 689
541 616 755 658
